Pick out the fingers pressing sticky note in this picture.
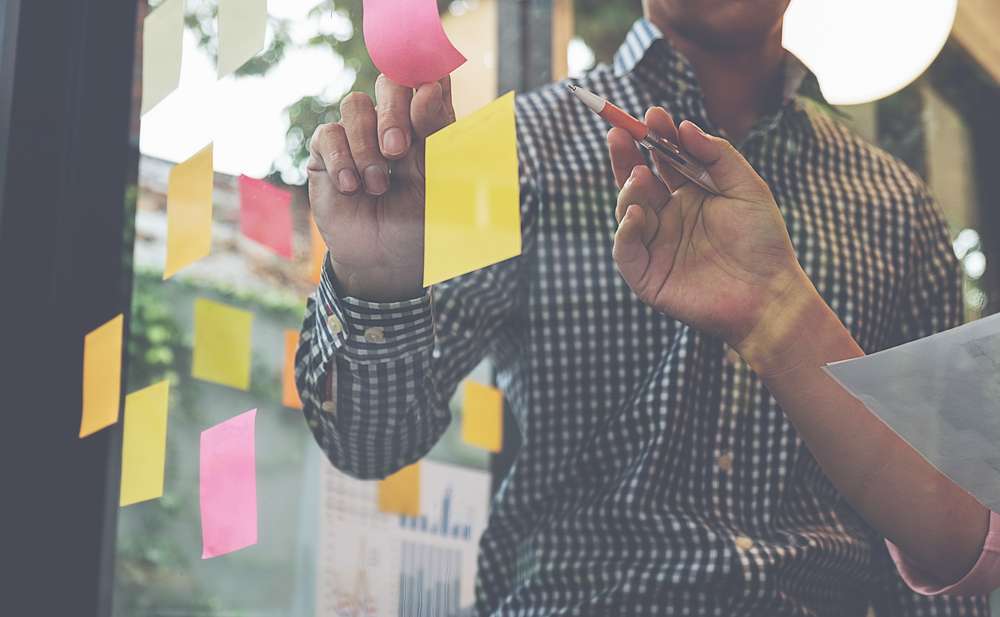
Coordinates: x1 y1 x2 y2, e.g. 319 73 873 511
165 145 214 279
378 462 421 516
141 0 184 115
461 381 503 453
217 0 267 78
80 314 124 438
282 330 303 410
120 380 170 506
423 92 520 286
362 0 466 88
192 298 253 391
239 175 293 259
200 409 258 559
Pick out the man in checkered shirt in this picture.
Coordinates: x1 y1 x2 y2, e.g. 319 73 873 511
298 1 988 615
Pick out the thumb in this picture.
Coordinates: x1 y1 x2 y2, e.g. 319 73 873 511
411 78 456 139
677 121 769 198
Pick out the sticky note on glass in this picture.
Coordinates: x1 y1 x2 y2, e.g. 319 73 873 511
362 0 466 88
378 462 420 516
192 298 253 390
200 409 258 559
423 92 520 286
120 380 170 506
239 175 293 259
282 330 303 410
165 145 214 279
309 217 326 284
461 381 503 453
217 0 267 78
80 314 124 438
141 0 184 115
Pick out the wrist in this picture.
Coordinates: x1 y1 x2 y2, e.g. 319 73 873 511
734 268 843 378
328 257 424 303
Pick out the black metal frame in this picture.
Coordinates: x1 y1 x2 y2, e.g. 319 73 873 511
492 0 553 495
0 0 139 615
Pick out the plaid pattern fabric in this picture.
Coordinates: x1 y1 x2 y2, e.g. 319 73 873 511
296 19 986 617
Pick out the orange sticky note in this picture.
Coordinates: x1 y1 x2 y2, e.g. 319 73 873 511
461 381 503 452
120 380 170 506
282 330 303 409
165 145 214 279
378 462 421 516
80 314 124 438
309 217 326 284
192 298 254 391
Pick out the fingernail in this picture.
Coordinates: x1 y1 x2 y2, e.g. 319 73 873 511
338 169 359 193
383 128 406 156
364 165 389 195
689 121 707 136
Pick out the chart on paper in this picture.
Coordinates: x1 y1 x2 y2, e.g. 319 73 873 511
315 460 490 616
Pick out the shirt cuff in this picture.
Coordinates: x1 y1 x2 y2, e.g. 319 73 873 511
313 254 435 365
886 509 1000 596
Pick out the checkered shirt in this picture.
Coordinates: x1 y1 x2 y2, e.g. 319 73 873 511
296 18 987 617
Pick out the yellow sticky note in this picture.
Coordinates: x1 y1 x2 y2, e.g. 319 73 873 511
165 145 214 279
282 330 303 409
461 381 503 452
217 0 267 78
120 380 170 506
378 462 421 516
192 298 253 390
141 0 185 115
80 314 124 438
423 91 520 286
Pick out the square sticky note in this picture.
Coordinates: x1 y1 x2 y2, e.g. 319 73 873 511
120 380 171 506
80 314 124 438
309 217 326 284
200 409 258 558
378 462 421 516
141 0 184 115
239 175 294 258
461 381 503 453
192 298 253 390
165 145 214 279
217 0 267 78
282 330 303 409
423 91 520 286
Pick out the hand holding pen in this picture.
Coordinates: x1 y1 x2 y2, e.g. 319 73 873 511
598 87 819 370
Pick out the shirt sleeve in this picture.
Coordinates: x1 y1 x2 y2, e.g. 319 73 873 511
885 510 1000 596
294 134 539 480
868 187 991 615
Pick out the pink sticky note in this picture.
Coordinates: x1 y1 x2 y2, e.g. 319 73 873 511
362 0 466 88
200 409 258 559
238 175 294 259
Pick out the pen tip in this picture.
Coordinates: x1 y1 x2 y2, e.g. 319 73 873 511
567 83 577 93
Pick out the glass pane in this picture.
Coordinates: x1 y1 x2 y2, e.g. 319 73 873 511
114 1 492 615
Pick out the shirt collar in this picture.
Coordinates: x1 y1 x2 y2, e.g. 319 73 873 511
612 18 815 106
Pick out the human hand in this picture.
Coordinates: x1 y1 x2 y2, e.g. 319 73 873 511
307 74 456 301
608 109 815 360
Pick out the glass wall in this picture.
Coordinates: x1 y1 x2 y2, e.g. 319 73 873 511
114 1 492 615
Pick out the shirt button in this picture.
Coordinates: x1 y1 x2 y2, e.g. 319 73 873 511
321 400 336 414
717 452 733 473
326 314 343 334
364 326 385 343
735 535 754 551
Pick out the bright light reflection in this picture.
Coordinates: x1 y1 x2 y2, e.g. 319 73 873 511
783 0 958 105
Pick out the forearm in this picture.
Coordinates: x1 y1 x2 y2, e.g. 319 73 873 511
739 273 989 585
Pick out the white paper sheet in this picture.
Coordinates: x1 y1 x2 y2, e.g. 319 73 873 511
824 313 1000 511
315 460 490 616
